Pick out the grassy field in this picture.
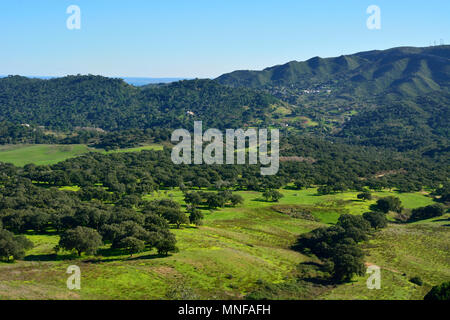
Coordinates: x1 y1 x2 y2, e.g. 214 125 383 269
0 144 164 167
0 144 91 166
0 187 447 300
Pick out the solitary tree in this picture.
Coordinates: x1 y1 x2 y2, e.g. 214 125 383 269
229 194 244 207
119 237 146 257
363 211 388 229
184 192 202 207
206 194 225 209
317 185 333 195
357 191 372 201
162 208 189 229
374 196 403 213
154 230 178 256
58 226 103 256
410 204 445 221
337 214 371 242
0 229 33 262
262 189 284 202
189 209 204 226
331 240 365 282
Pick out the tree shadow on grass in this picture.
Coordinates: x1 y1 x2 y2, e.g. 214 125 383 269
167 224 199 230
299 276 335 286
297 262 335 286
23 229 59 236
84 253 167 264
283 185 301 191
24 253 76 262
251 198 271 203
96 247 124 257
0 259 17 264
432 218 450 223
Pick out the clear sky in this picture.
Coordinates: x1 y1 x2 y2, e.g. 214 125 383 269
0 0 448 78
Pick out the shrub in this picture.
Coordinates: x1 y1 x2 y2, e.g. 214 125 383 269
0 228 34 261
374 196 403 213
357 191 372 201
409 276 423 286
409 204 445 222
424 281 450 300
363 211 388 229
189 209 204 226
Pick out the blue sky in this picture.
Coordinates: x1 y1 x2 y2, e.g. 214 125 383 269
0 0 448 78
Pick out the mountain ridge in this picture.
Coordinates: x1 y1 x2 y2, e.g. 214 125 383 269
216 45 450 98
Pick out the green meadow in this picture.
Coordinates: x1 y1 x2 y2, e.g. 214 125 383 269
0 144 164 167
0 187 447 300
0 144 91 167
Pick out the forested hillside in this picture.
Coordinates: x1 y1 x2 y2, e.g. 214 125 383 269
216 46 450 151
337 92 450 151
0 76 279 131
0 46 449 154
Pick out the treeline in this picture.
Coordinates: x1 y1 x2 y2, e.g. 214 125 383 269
0 121 58 144
3 133 448 198
0 121 171 150
281 136 448 193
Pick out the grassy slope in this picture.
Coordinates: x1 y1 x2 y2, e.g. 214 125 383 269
0 144 164 167
0 144 90 166
0 188 446 300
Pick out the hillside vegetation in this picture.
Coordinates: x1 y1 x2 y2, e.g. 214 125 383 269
216 46 450 98
0 77 280 131
217 46 450 151
0 45 448 300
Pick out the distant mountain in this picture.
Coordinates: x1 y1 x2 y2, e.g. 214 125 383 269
216 46 450 152
0 75 187 86
216 46 450 98
122 77 188 86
